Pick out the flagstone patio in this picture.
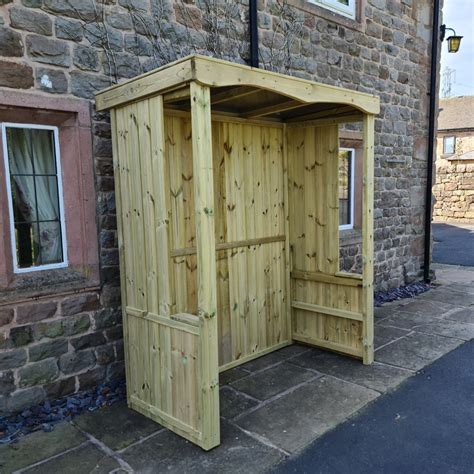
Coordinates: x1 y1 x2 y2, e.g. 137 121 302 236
1 264 473 473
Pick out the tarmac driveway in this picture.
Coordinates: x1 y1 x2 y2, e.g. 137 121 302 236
432 222 474 266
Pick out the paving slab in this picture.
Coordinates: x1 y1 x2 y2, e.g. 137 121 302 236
219 386 259 419
374 325 411 349
121 420 284 473
374 302 406 320
410 319 474 341
418 287 474 306
238 351 286 372
378 312 474 340
24 442 120 474
72 401 162 451
375 332 463 371
396 299 461 317
446 283 474 294
432 264 474 285
442 306 474 324
219 367 249 385
0 423 86 473
231 362 316 401
274 343 311 358
289 350 412 393
377 311 444 331
235 376 378 453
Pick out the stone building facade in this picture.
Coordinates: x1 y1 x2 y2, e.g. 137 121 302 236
0 0 436 411
433 96 474 223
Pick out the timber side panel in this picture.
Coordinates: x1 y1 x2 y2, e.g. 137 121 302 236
113 96 216 449
166 114 289 369
288 124 365 357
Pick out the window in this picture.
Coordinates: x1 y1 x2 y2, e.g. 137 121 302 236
339 148 355 230
443 136 455 155
1 123 67 273
308 0 356 19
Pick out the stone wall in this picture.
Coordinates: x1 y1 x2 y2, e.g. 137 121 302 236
0 0 435 410
433 132 474 223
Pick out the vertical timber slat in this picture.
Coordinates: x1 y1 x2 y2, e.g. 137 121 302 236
190 82 220 450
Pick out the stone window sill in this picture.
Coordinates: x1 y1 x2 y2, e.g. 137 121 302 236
288 0 366 33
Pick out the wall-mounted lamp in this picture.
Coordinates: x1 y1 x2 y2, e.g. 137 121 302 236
440 25 463 53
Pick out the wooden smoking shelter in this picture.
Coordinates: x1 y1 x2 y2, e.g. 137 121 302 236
95 55 380 450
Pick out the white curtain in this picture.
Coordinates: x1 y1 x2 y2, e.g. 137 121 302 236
7 128 62 265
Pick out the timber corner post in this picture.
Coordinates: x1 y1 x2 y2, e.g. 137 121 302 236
362 114 375 364
190 81 220 450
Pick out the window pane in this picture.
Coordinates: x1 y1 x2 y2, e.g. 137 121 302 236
6 128 34 175
339 150 352 227
10 176 38 223
31 129 57 175
34 176 60 221
38 221 63 264
443 136 455 154
4 125 65 270
15 222 37 268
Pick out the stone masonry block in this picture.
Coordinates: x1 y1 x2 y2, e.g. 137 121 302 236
10 6 53 36
19 359 59 388
61 293 100 317
16 301 57 324
26 35 71 67
60 349 96 374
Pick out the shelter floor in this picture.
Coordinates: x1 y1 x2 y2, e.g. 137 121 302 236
1 264 474 473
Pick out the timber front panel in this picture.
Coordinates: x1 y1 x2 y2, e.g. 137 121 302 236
111 96 219 450
165 112 289 369
287 124 369 360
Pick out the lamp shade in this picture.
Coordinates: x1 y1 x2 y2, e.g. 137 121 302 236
447 35 463 53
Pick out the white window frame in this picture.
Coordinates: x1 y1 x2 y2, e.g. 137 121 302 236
308 0 356 19
339 147 355 231
1 122 68 273
443 135 455 155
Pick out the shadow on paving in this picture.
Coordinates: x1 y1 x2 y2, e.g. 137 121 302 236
433 222 474 266
274 340 474 474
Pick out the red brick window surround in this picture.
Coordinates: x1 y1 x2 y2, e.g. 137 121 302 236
0 90 99 296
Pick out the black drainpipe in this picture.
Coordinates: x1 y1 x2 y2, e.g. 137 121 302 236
423 0 441 283
249 0 259 68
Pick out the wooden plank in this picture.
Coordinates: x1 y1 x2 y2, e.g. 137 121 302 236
286 105 354 123
244 99 304 118
95 58 194 110
218 340 290 372
150 95 172 317
171 235 286 257
287 114 363 128
211 87 260 105
291 300 363 322
110 109 132 397
291 269 363 287
362 114 375 364
292 333 363 358
163 86 190 104
190 81 220 450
